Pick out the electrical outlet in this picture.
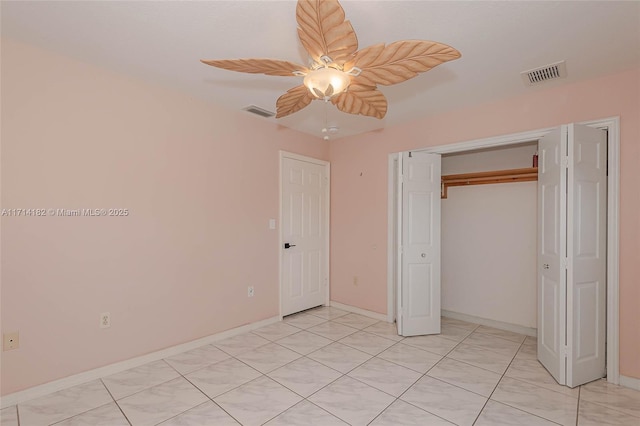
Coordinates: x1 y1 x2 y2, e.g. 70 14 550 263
100 312 111 329
3 332 19 351
248 286 255 297
353 276 359 286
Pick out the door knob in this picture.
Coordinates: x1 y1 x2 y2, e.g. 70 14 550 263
421 253 426 258
284 243 296 249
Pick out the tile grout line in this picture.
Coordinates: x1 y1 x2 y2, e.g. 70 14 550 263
107 358 220 425
470 338 526 425
257 312 362 424
263 317 405 425
575 386 581 426
577 384 640 419
366 344 448 425
15 313 598 426
471 339 566 426
35 383 128 426
375 329 481 425
442 352 509 376
166 310 382 416
173 357 247 425
37 323 522 425
182 314 364 425
165 341 274 425
387 326 545 424
99 378 133 426
182 381 244 425
101 359 183 402
8 316 426 424
301 399 353 426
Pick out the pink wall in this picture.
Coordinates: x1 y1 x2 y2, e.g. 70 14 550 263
329 67 640 379
0 39 328 395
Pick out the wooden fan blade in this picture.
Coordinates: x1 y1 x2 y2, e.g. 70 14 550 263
200 58 308 77
345 40 461 86
331 84 387 119
296 0 358 65
276 85 314 118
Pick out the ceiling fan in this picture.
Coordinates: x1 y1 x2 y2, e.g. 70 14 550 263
201 0 461 120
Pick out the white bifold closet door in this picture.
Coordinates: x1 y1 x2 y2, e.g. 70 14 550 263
538 123 607 388
398 151 441 337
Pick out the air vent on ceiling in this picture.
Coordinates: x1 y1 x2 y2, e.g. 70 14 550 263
243 105 275 118
521 61 567 86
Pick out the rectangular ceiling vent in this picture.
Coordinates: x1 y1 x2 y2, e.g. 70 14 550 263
521 61 567 86
243 105 275 118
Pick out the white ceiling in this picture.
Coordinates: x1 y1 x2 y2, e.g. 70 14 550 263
2 1 639 140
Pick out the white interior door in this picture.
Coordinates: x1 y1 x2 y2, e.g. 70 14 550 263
538 126 568 384
566 123 607 387
537 124 607 388
281 155 328 316
399 151 441 336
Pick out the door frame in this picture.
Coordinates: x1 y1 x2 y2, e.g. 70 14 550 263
279 151 331 319
386 116 620 384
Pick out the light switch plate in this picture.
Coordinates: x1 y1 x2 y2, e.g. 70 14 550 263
269 219 276 229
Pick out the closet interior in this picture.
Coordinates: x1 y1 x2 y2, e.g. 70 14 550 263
440 141 539 332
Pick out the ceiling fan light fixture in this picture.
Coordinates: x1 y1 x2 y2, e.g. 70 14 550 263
303 67 350 100
201 0 461 120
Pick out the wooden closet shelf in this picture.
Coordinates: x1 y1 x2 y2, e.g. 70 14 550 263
441 167 538 198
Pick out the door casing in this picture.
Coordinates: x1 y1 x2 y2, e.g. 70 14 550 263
386 116 620 384
279 151 331 318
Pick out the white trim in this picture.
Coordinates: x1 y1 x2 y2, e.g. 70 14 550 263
0 316 279 409
442 310 537 337
278 151 331 319
330 301 389 322
595 117 621 385
420 127 555 155
619 375 640 391
387 116 620 385
326 162 331 308
386 154 394 323
386 154 398 323
278 151 329 167
396 153 404 334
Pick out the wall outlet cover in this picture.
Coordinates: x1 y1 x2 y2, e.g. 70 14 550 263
100 312 111 328
3 332 19 351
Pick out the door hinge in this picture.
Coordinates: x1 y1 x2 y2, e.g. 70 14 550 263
562 156 570 168
562 257 569 270
562 345 569 358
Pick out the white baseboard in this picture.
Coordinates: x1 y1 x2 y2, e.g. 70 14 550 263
619 375 640 391
0 316 279 409
329 301 389 322
442 310 537 337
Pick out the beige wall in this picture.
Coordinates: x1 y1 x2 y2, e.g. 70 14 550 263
0 39 329 395
442 145 538 328
329 67 640 379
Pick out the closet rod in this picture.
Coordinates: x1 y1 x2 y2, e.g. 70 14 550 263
441 167 538 198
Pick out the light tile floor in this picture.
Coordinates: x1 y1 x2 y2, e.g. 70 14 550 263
3 307 640 425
